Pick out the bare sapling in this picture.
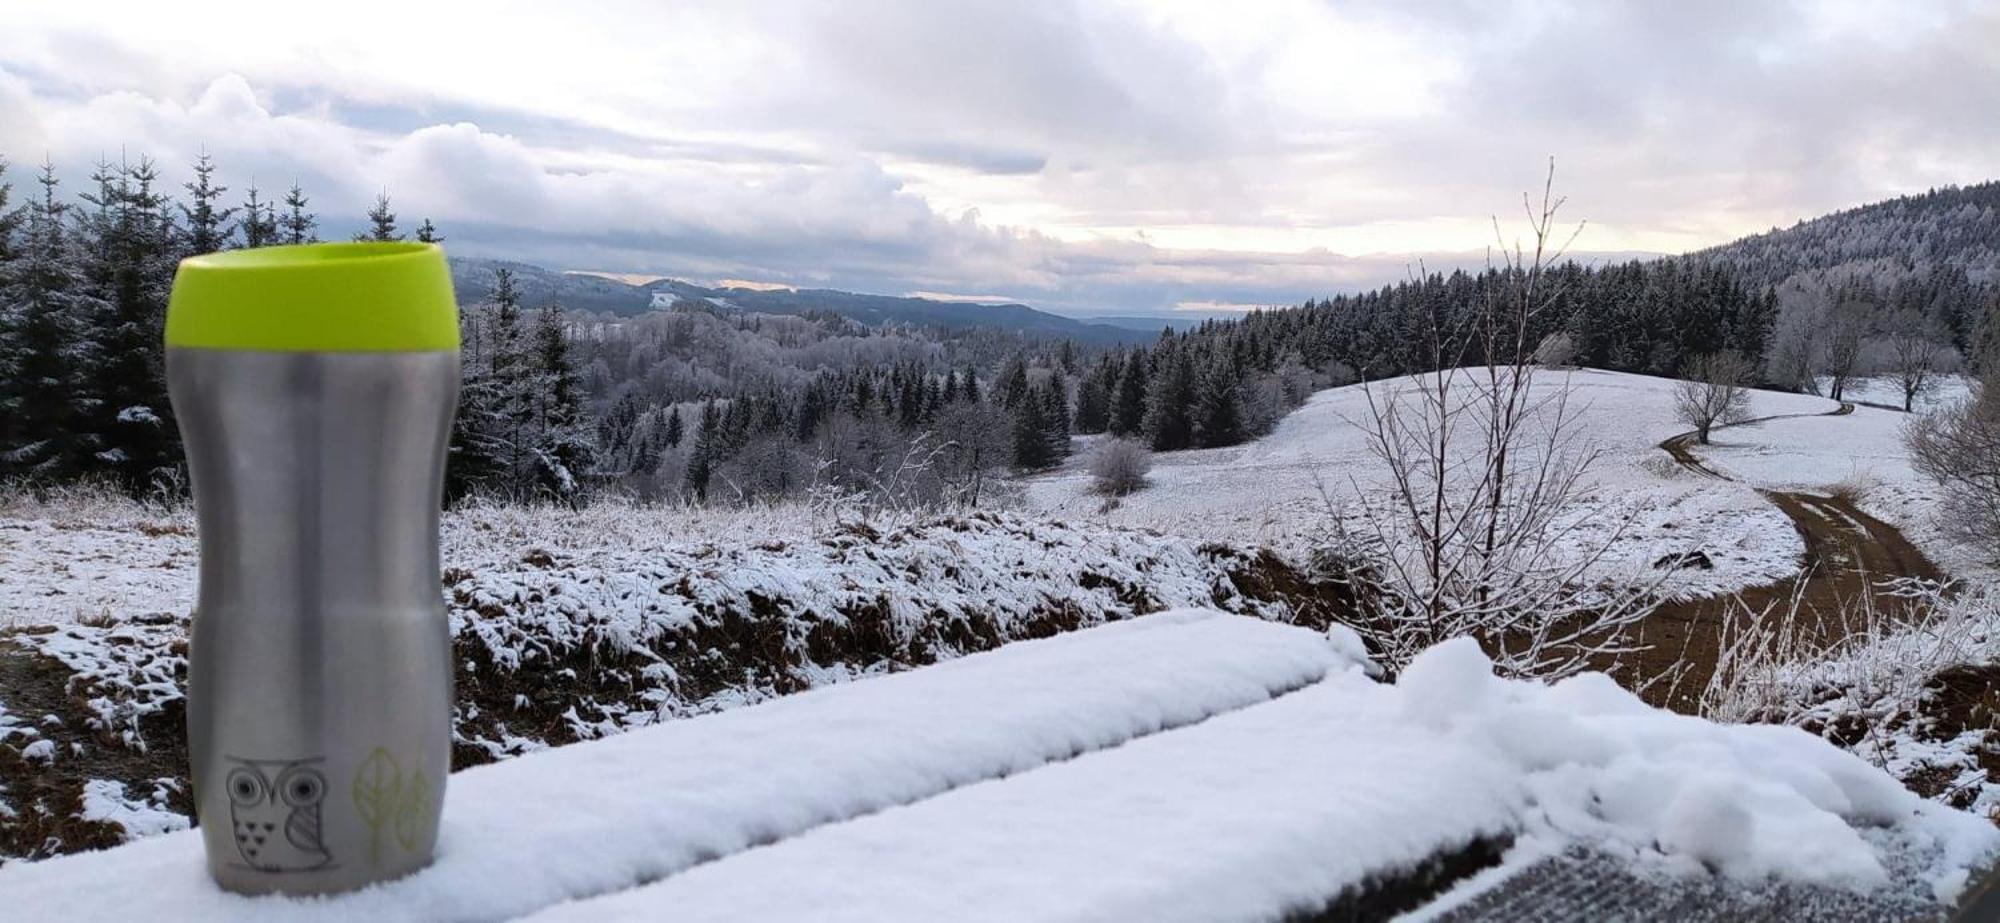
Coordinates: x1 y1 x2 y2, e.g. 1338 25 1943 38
1672 351 1754 445
1327 160 1659 679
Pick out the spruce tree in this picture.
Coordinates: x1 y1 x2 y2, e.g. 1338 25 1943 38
0 162 101 480
77 157 181 494
528 303 594 500
1040 377 1072 462
1109 351 1149 437
1072 359 1112 434
180 151 236 255
414 218 442 243
279 181 318 244
1193 353 1245 448
485 268 531 496
1010 383 1053 470
237 182 278 247
995 354 1029 409
445 305 508 502
665 404 684 447
1144 351 1198 451
683 399 721 500
357 191 402 242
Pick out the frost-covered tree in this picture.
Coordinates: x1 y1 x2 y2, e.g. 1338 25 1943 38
1334 163 1656 679
1673 351 1754 444
0 162 102 480
1878 308 1958 412
528 304 595 500
77 157 181 494
1907 375 2000 562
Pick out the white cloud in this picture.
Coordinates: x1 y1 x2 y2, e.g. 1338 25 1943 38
0 0 1995 314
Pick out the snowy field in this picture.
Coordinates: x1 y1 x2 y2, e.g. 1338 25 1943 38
1024 370 1982 591
5 615 1989 921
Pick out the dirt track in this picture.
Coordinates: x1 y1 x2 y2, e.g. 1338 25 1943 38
1626 402 1941 711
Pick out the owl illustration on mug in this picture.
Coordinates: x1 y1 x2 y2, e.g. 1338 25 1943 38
224 756 333 871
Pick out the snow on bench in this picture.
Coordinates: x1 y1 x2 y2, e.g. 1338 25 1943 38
526 639 2000 923
0 610 1359 922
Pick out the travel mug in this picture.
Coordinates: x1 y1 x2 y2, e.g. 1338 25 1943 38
166 242 459 895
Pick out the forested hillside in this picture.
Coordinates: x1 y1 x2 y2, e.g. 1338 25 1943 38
1697 181 2000 291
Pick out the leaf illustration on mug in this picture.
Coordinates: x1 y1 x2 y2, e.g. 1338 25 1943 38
393 766 431 852
352 747 402 867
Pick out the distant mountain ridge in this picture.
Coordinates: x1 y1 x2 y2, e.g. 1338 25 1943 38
1694 180 2000 290
448 258 1151 345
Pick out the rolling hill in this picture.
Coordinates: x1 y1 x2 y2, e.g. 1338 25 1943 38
448 258 1151 345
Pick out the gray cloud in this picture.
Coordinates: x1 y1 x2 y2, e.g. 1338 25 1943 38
0 1 1995 316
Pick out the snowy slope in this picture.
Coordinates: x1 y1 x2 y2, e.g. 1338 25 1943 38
530 641 1995 922
0 611 1359 921
1024 369 1833 595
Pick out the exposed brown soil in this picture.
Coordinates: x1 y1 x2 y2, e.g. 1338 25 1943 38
1623 402 1942 712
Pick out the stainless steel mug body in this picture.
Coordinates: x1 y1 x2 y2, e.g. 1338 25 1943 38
170 348 456 895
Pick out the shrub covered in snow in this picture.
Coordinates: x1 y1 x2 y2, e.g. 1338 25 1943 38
1087 438 1152 497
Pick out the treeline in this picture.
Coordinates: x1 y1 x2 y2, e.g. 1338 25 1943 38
0 151 440 497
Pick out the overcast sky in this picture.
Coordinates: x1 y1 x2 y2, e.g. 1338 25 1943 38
3 1 1997 317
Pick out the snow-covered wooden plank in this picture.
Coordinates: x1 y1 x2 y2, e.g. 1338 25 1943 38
523 638 2000 923
523 667 1513 923
0 609 1358 922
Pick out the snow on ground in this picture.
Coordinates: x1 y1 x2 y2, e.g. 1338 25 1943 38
1 493 913 629
1026 369 1832 596
0 611 1357 921
530 641 1993 922
1702 379 1991 580
7 616 1987 923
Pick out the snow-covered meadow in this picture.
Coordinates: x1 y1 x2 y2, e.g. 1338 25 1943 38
1023 369 1978 594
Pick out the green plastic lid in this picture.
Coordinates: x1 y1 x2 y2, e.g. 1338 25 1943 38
166 242 459 351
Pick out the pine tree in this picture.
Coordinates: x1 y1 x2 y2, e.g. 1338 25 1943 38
445 306 508 502
77 157 180 493
279 181 318 245
1193 354 1245 447
414 218 442 243
485 268 532 496
1010 382 1053 470
1072 358 1112 434
237 182 278 247
356 191 402 242
1109 351 1149 437
683 399 721 500
528 304 594 500
1144 351 1198 451
0 162 101 479
995 354 1030 409
180 151 236 255
664 404 684 447
1040 377 1072 462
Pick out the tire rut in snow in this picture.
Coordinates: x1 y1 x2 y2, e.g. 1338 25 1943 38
1631 401 1940 712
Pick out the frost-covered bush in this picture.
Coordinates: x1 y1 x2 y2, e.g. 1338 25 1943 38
1088 439 1152 497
